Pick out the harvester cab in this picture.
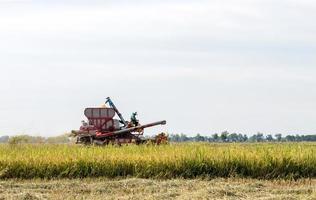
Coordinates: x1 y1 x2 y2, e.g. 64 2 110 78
71 97 167 145
130 112 139 127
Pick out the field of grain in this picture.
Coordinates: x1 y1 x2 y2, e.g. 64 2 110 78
0 143 315 179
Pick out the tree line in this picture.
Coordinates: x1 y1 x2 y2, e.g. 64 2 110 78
0 134 70 144
0 132 315 144
169 131 316 142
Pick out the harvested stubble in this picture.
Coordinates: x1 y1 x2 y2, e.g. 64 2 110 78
0 143 315 179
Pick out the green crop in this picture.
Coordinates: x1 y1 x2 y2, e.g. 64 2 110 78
0 143 315 179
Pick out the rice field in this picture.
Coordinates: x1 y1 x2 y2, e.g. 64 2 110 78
0 143 315 179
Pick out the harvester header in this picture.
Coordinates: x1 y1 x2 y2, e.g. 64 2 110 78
71 97 167 145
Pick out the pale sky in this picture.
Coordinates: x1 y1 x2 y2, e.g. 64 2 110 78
0 0 315 136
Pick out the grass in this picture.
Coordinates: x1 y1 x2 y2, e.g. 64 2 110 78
0 178 315 199
0 143 315 179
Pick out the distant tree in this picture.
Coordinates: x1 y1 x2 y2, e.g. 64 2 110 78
228 133 239 142
170 134 180 142
242 134 248 142
220 131 229 142
248 134 256 142
235 134 243 142
285 135 296 142
266 134 274 142
295 135 302 142
157 132 316 143
205 136 213 142
179 133 189 142
8 135 29 145
275 134 282 142
256 132 264 142
212 133 219 142
300 135 316 141
46 134 70 144
249 133 264 142
32 136 45 143
194 133 205 142
0 135 9 143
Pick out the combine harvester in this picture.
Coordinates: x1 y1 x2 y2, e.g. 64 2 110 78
71 97 167 145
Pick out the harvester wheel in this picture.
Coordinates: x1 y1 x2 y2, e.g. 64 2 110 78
84 136 93 145
77 135 94 145
135 140 141 145
111 139 121 147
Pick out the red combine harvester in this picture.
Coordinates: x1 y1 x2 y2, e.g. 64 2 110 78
71 97 167 145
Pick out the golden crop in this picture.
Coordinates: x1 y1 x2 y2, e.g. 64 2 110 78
0 143 315 179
